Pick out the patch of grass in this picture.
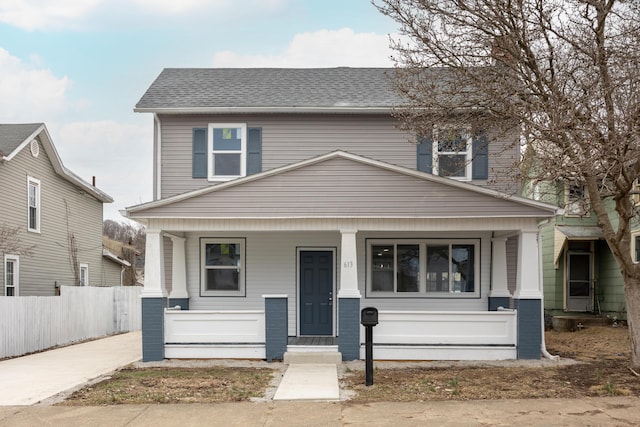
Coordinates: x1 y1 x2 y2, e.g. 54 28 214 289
60 367 276 405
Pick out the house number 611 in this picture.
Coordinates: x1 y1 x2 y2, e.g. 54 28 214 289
343 261 353 268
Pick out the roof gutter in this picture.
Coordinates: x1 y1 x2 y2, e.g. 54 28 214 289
134 106 394 114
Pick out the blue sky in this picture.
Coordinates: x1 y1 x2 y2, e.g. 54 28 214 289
0 0 399 221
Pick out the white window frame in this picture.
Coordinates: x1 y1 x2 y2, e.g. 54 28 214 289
207 123 247 182
27 176 41 233
565 183 590 217
200 238 246 297
79 263 89 286
366 239 480 298
432 127 473 181
4 254 19 296
632 231 640 263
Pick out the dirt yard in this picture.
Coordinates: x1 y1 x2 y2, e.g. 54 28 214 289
59 325 639 405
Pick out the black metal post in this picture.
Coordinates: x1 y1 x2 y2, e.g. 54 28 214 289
365 325 373 386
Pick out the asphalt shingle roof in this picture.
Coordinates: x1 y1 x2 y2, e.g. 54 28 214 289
135 68 406 111
0 123 42 157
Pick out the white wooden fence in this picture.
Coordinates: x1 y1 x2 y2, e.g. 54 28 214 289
0 285 141 359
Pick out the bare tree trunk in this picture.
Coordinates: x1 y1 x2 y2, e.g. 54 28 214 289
624 275 640 368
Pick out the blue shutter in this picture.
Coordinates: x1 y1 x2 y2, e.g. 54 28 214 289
416 136 433 173
472 132 489 180
192 128 207 179
247 127 262 175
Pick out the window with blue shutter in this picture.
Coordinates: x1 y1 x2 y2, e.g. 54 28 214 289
192 124 262 180
417 129 489 180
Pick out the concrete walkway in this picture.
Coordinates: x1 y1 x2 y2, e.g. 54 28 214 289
0 331 141 406
273 364 340 401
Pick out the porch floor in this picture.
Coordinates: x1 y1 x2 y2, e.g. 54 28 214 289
288 336 337 346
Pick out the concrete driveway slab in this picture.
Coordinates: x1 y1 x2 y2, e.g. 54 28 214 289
0 331 141 406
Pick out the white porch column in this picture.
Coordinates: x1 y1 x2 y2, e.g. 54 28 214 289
513 230 542 299
141 229 167 298
338 229 361 298
168 235 188 300
489 237 511 298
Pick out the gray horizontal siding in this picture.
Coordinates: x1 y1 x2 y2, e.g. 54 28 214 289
0 142 106 295
156 113 520 200
141 156 551 218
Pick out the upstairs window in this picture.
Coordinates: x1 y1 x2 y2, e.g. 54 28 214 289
433 128 472 179
565 183 590 216
417 128 488 181
208 124 247 180
27 177 40 232
192 125 262 180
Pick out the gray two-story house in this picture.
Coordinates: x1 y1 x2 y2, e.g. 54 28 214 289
126 68 559 362
0 123 115 296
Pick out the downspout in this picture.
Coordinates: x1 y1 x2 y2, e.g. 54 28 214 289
153 113 162 201
538 219 559 361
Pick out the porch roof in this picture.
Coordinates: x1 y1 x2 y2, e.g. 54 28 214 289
125 151 559 221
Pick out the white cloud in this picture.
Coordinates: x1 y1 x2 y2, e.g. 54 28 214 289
0 0 286 30
52 119 153 221
212 28 395 68
0 48 71 122
0 0 103 31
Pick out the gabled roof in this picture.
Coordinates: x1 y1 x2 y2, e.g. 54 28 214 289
0 123 113 203
134 68 407 114
126 151 559 220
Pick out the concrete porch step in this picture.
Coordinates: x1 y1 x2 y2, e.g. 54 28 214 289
283 351 342 364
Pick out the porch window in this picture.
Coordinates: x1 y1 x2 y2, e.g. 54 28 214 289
200 238 245 296
208 123 247 181
4 255 18 296
367 239 479 297
27 177 40 232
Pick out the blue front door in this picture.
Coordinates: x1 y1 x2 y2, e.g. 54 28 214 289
300 251 333 336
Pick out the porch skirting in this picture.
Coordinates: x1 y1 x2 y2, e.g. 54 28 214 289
360 344 517 361
165 344 265 359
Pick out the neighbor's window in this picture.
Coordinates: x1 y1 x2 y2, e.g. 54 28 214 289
633 234 640 263
201 238 245 296
79 264 89 286
27 176 41 232
565 183 590 216
368 239 478 297
4 255 19 296
208 123 247 181
433 128 472 180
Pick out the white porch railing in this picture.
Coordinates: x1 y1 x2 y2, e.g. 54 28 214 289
164 310 265 359
362 310 518 361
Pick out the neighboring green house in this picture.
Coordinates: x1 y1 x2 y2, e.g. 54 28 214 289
0 123 115 296
530 180 627 321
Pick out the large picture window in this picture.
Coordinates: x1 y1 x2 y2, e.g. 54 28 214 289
208 123 247 181
200 238 245 296
368 239 479 297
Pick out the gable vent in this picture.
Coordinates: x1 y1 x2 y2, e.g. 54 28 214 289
30 139 40 157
